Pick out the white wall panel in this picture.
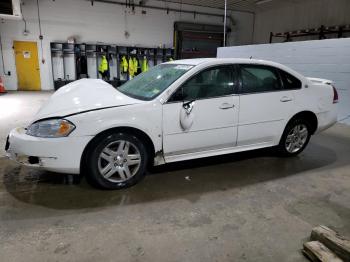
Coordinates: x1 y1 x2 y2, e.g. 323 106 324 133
217 38 350 124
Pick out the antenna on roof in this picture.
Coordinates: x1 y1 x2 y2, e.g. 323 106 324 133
250 56 253 59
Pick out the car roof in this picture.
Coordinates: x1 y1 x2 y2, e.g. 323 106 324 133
165 58 217 65
165 58 305 79
165 58 288 68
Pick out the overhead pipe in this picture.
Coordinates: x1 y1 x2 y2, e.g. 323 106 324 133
223 0 227 46
88 0 234 24
0 33 7 75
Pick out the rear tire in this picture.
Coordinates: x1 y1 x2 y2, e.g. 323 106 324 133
277 118 311 157
84 132 148 189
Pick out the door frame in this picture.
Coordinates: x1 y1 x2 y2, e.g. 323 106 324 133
13 40 41 91
164 64 239 104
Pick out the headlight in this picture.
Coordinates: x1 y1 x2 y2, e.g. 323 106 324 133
26 119 76 138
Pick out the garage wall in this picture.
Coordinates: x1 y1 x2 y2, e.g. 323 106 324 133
0 0 254 91
217 38 350 124
254 0 350 44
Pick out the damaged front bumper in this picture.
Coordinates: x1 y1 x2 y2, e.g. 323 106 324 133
5 127 92 174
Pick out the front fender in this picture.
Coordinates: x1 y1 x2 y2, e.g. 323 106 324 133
67 102 163 153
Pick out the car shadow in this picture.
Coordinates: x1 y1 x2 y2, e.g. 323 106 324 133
1 137 339 216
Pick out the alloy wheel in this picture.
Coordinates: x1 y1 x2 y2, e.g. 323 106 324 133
285 124 308 153
98 140 141 183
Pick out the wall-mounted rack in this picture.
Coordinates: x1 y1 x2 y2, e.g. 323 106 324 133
270 24 350 43
50 42 175 90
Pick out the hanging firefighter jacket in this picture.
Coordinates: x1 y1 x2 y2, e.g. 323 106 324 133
98 55 109 79
141 56 148 72
120 56 128 73
128 57 135 78
132 57 139 75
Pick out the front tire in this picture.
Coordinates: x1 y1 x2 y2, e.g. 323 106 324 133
85 132 148 189
278 118 311 156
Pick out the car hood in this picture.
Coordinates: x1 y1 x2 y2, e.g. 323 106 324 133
33 79 142 121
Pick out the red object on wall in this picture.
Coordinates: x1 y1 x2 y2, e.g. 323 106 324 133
0 76 7 94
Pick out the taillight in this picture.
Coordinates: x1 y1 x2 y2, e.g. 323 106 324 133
332 85 339 104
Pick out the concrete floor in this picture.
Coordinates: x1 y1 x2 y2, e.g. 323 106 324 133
0 92 349 262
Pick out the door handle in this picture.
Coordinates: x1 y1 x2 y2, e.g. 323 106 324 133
280 96 293 102
220 103 234 109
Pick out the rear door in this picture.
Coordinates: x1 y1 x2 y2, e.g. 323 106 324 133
237 64 296 146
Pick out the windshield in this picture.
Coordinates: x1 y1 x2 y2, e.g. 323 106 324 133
117 64 193 100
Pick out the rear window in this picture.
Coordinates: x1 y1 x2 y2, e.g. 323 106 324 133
279 70 302 90
240 64 281 93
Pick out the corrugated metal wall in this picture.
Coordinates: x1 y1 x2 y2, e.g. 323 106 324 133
253 0 350 44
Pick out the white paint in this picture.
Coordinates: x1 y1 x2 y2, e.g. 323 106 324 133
238 90 294 146
33 78 143 120
218 38 350 124
163 96 239 156
6 58 337 176
0 0 254 91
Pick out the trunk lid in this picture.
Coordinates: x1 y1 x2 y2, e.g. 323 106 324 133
307 77 333 85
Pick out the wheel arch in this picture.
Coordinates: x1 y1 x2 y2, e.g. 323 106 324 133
286 111 318 135
80 126 156 175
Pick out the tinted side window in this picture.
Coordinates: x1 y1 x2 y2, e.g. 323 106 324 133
170 66 234 102
279 70 302 90
240 65 281 94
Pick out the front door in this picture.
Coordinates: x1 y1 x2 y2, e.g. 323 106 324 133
14 41 41 91
162 65 239 160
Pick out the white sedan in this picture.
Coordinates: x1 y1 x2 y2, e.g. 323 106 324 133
6 58 338 189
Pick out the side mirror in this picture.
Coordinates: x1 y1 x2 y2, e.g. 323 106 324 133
180 100 195 130
182 100 195 115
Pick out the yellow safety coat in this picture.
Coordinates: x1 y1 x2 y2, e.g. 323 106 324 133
132 57 139 75
128 57 135 78
120 56 128 73
98 55 108 74
141 57 148 72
